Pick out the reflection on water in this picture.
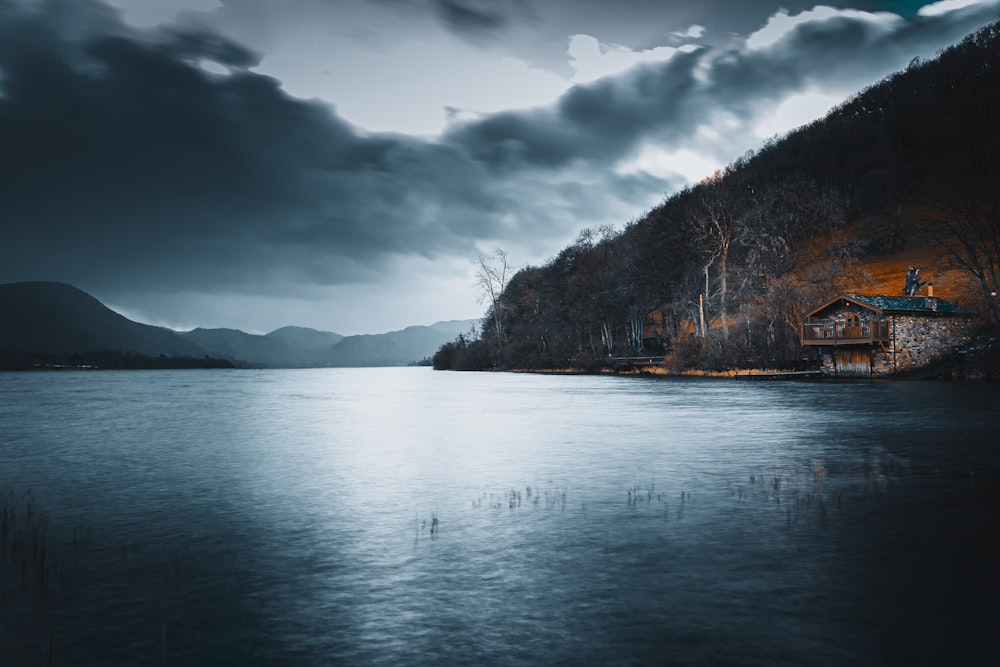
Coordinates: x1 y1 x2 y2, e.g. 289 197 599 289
1 369 998 665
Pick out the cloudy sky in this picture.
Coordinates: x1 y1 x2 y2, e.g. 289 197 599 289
2 0 998 334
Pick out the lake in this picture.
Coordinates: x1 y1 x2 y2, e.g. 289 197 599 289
1 368 998 665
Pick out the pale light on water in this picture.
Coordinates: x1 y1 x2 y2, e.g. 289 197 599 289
1 369 998 665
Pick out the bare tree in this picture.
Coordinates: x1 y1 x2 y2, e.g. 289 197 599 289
924 191 1000 325
476 249 511 350
688 172 748 340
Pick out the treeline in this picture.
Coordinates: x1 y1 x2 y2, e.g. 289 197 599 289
435 22 1000 372
0 349 235 371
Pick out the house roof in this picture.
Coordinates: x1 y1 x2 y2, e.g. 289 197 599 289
806 293 975 318
845 293 974 314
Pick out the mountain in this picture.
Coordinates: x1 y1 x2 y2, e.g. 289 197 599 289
179 328 300 368
427 320 480 338
180 321 475 367
0 281 206 359
0 279 476 369
318 323 479 367
265 326 344 351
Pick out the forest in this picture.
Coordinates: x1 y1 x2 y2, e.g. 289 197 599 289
435 22 1000 372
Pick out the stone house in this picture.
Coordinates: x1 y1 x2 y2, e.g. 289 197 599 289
801 291 976 377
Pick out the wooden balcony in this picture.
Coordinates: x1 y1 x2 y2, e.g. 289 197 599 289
801 320 889 346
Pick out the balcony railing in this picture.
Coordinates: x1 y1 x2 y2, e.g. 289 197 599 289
801 320 889 345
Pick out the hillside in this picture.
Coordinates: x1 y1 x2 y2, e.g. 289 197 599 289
0 281 206 358
321 323 477 367
181 322 475 367
436 21 1000 372
0 280 476 369
265 326 344 351
180 328 301 368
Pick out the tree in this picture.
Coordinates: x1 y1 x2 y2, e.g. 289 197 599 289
924 190 1000 325
687 167 751 340
476 249 511 356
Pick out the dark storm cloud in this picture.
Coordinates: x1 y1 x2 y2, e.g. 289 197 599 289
434 0 509 34
158 24 260 69
443 49 703 170
0 1 678 300
0 1 474 293
3 0 999 304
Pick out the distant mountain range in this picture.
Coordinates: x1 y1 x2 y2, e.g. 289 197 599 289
0 281 477 369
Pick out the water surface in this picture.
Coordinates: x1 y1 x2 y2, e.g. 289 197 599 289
1 369 997 665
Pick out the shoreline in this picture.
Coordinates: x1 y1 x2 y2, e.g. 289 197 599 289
503 363 996 381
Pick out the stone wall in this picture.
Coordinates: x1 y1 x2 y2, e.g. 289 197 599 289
874 314 976 375
871 347 893 376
